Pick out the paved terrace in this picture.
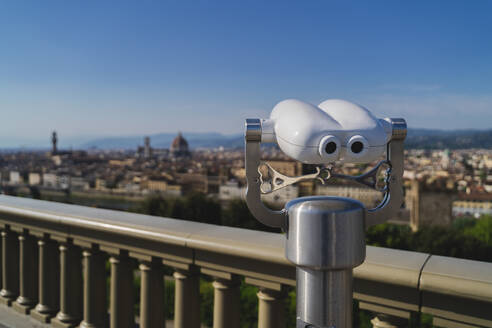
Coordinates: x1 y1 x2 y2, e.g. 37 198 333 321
0 195 490 327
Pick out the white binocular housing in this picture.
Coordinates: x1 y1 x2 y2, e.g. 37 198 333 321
260 99 393 164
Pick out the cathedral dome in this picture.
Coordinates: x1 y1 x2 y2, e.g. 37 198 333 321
171 132 189 151
170 132 190 158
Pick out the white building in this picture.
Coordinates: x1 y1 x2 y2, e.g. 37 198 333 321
71 177 89 191
219 181 245 201
43 173 58 188
9 171 21 185
262 185 299 205
452 201 492 219
315 185 381 207
58 175 70 190
28 173 41 186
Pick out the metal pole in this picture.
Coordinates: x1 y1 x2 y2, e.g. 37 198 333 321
296 268 352 327
285 196 366 328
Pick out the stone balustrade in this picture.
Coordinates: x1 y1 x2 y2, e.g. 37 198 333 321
0 195 490 328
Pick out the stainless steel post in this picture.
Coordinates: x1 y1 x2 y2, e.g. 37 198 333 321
285 197 366 328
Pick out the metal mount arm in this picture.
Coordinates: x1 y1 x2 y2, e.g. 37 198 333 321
365 118 406 227
245 119 287 230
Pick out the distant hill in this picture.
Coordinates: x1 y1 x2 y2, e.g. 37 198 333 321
81 129 492 150
82 132 244 150
4 128 488 151
405 129 492 149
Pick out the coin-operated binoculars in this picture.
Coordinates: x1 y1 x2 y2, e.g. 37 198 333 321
245 99 406 328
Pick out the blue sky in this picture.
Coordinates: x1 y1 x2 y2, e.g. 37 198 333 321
1 1 491 146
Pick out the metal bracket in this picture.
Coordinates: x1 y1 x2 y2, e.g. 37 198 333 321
259 160 390 195
259 162 323 194
328 160 390 192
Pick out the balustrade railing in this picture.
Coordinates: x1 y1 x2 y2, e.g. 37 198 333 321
0 195 490 328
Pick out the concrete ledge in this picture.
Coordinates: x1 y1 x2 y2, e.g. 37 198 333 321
0 297 15 307
30 310 54 324
12 302 34 315
0 303 50 328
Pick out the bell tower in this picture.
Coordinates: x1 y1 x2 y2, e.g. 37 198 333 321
51 131 58 155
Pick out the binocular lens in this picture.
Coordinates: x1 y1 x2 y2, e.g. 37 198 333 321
325 142 337 154
351 141 364 154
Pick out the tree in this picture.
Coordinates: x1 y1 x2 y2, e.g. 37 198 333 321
366 224 411 250
366 221 492 263
464 215 492 245
221 199 281 233
183 193 221 225
29 186 41 199
137 193 222 225
137 195 169 217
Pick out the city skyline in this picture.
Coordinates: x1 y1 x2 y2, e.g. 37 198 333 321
1 1 491 146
